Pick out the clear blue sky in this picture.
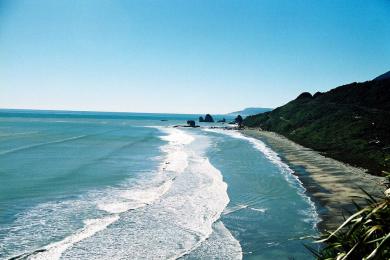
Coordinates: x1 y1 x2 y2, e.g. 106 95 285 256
1 0 389 114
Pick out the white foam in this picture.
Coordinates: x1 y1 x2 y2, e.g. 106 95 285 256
181 221 243 260
223 204 267 215
58 130 242 259
34 127 194 258
156 158 231 259
158 127 195 145
3 127 243 259
0 198 100 259
223 204 249 215
97 127 192 214
97 180 173 214
30 216 119 260
250 207 268 213
203 128 320 228
158 127 194 173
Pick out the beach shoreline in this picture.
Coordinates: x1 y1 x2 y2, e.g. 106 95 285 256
242 129 387 232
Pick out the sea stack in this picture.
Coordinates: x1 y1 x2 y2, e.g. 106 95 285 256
199 114 214 122
204 114 214 122
187 120 196 127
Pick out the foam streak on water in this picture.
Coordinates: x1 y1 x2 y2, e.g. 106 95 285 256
29 216 119 260
0 135 89 156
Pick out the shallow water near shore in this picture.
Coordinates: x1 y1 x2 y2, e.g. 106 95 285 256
203 129 319 259
242 129 386 231
0 110 318 259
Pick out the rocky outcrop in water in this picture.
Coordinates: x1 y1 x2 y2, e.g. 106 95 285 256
187 120 196 127
235 115 243 128
205 114 214 122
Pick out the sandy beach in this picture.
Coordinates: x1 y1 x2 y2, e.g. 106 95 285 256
242 129 387 231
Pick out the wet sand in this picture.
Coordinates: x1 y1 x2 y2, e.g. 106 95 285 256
242 129 387 231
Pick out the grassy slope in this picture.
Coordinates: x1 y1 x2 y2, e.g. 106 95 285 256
244 79 390 176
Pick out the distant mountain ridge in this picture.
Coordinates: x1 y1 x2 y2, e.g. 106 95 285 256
228 107 272 117
244 72 390 175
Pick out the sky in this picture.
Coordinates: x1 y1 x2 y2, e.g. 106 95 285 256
0 0 389 114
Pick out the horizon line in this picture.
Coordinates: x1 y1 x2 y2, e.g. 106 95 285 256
0 107 262 116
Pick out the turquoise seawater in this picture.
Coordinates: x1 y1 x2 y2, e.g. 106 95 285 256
0 110 318 259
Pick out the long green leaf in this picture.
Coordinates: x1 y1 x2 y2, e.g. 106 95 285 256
317 208 370 243
366 232 390 259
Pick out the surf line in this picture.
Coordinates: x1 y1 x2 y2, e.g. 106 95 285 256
9 127 193 260
203 128 320 229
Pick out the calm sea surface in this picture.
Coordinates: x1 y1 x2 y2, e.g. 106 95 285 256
0 110 318 259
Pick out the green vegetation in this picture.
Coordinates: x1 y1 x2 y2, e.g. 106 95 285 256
244 78 390 176
308 174 390 259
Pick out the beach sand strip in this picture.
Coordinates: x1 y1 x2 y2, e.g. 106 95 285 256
243 129 386 231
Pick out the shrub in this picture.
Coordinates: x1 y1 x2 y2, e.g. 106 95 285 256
308 174 390 259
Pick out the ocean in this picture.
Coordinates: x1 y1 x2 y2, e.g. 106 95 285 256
0 110 319 259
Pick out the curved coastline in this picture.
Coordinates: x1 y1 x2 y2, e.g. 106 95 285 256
242 129 386 231
204 128 320 229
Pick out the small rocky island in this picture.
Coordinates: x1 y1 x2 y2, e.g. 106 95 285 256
199 114 214 122
186 120 196 127
174 120 199 128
